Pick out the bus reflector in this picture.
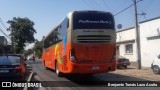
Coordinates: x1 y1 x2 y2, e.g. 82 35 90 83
70 49 77 62
70 56 75 61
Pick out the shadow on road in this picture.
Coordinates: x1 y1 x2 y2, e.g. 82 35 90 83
62 73 149 87
28 60 155 87
117 67 136 70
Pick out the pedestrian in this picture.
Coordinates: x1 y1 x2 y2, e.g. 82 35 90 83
33 56 35 63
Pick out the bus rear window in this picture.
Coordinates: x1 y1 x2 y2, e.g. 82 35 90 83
73 12 115 29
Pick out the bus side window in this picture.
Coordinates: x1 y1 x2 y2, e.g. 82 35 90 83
57 17 68 41
67 19 69 29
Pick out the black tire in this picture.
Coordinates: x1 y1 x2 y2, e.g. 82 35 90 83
56 62 63 77
124 65 127 69
43 61 48 69
85 74 93 77
153 65 160 74
117 66 120 69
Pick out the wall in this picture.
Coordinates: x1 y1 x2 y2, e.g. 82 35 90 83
116 17 160 67
140 18 160 67
116 28 137 62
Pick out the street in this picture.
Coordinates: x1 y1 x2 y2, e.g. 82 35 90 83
27 59 160 90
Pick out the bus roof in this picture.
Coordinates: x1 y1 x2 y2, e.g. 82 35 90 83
72 10 112 15
43 10 113 41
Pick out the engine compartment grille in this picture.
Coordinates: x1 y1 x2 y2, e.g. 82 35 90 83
77 35 111 43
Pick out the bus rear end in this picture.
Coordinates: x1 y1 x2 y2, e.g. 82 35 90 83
67 11 116 74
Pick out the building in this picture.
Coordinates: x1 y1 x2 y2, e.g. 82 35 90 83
0 36 7 45
116 16 160 67
0 36 8 53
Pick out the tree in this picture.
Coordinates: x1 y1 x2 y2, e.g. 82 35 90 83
34 39 43 58
24 48 34 58
7 17 36 53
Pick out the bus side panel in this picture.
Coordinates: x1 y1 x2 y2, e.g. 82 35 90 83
44 48 51 69
62 41 72 72
55 42 63 71
57 28 72 72
43 50 49 68
42 35 72 72
57 37 72 73
42 46 56 70
49 46 55 70
42 50 45 66
48 45 60 70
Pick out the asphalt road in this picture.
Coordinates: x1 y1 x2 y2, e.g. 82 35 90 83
27 59 160 90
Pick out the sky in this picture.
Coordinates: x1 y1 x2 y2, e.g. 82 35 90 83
0 0 160 46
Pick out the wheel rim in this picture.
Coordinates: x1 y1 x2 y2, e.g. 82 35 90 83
56 63 59 74
153 67 159 73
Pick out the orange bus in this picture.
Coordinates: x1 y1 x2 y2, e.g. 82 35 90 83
42 11 116 76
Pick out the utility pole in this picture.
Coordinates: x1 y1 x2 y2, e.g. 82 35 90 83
11 30 14 54
134 0 141 69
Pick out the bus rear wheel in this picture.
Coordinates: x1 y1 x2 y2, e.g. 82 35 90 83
43 61 48 70
56 62 63 77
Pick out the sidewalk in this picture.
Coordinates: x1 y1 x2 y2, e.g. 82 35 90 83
112 62 160 81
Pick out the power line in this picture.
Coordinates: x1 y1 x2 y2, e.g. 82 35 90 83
137 7 147 19
81 0 95 10
113 0 129 14
81 0 106 11
0 18 8 30
114 0 142 16
89 0 101 10
141 0 154 18
143 0 153 12
0 27 10 39
102 0 110 11
92 0 105 11
0 18 10 39
131 0 147 20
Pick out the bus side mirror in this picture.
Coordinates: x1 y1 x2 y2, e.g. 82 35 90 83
117 24 122 29
158 54 160 59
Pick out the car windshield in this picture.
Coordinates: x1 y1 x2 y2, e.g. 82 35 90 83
0 56 20 65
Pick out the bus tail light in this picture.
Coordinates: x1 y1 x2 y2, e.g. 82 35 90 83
70 48 77 63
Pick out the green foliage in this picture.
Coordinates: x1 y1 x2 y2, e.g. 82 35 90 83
34 39 43 58
24 49 34 57
7 17 36 54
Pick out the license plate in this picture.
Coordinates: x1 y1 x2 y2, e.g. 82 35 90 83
92 66 100 70
0 69 9 73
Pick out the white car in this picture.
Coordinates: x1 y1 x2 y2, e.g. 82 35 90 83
151 54 160 74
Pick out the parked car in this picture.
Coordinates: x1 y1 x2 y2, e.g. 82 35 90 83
116 55 130 69
151 54 160 74
0 54 26 80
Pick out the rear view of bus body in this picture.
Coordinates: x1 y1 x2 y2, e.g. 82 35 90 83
42 11 116 75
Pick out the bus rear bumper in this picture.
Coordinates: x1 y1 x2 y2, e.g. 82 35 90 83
64 62 116 74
